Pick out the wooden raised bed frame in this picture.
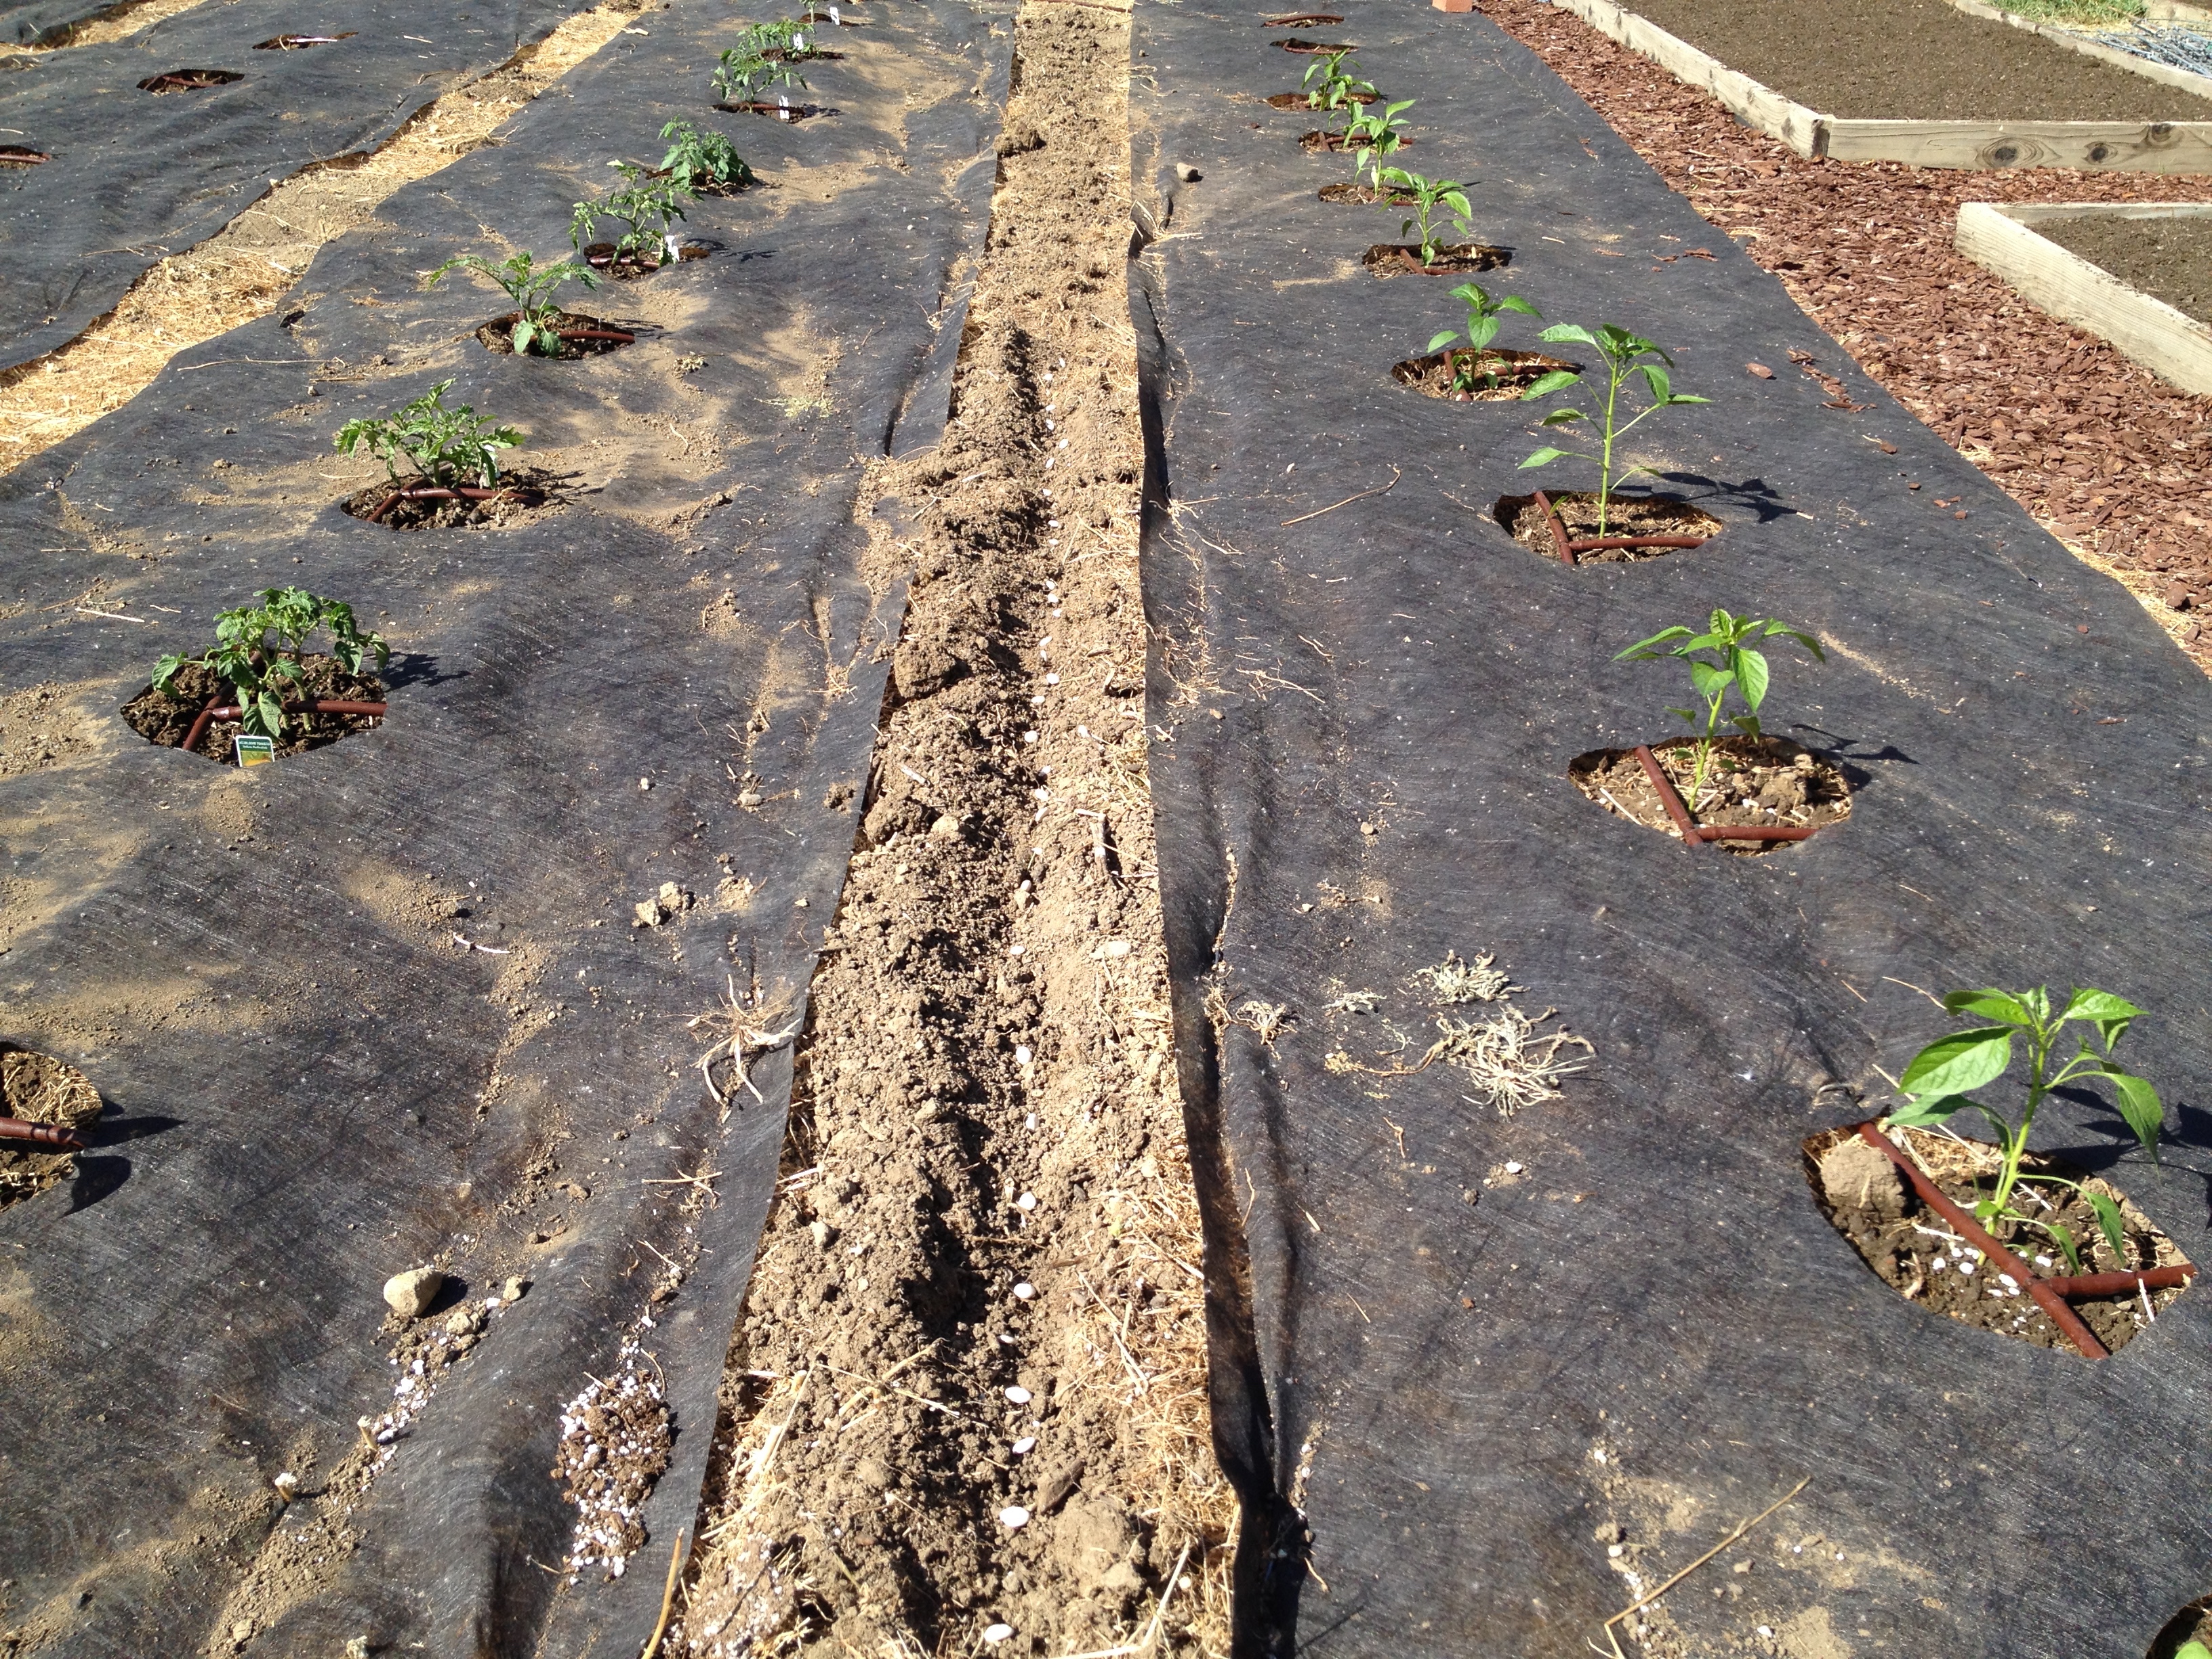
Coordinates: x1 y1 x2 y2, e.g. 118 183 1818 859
1544 0 2212 171
1954 201 2212 398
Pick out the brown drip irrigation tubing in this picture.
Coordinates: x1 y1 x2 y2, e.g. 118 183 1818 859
1853 1121 2111 1359
1567 534 1708 554
1696 823 1818 842
0 1116 87 1151
367 483 520 524
2048 1265 2196 1298
205 700 387 720
1534 490 1575 566
181 692 226 756
1633 744 1703 850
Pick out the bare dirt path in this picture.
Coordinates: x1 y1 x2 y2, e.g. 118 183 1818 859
675 3 1235 1654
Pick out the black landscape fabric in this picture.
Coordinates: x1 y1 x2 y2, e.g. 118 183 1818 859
1130 7 2212 1656
0 1 1006 1653
0 0 619 370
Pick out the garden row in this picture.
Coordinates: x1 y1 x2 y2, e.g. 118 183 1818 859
1133 4 2212 1653
0 0 637 372
0 1 1011 1653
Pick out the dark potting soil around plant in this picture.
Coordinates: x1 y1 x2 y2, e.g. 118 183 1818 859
2036 213 2212 327
0 1044 102 1215
119 655 387 764
1267 89 1375 110
1393 348 1576 402
1362 242 1507 277
1496 489 1722 555
1316 180 1412 204
340 469 561 531
1624 0 2212 119
1570 735 1852 853
473 309 634 356
1803 1126 2189 1354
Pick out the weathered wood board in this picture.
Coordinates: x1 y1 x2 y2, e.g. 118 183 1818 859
1956 201 2212 397
1544 0 2212 171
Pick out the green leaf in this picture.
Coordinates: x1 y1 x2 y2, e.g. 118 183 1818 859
1538 408 1584 427
2173 1641 2211 1659
1518 447 1565 468
1900 1027 2014 1099
1499 296 1541 316
2062 987 2142 1051
1664 394 1713 406
2045 1218 2083 1275
1732 645 1769 714
1616 626 1694 659
2084 1189 2129 1261
1943 989 2032 1028
1427 330 1461 354
1687 660 1732 701
1538 323 1597 348
1521 369 1580 400
1466 316 1499 352
2103 1067 2165 1160
1888 1093 1967 1129
1638 362 1672 405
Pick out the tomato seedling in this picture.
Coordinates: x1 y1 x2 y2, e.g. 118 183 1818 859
1344 98 1412 185
571 161 691 268
425 250 600 357
1379 168 1470 268
1425 279 1542 394
714 22 810 99
152 587 389 740
1300 47 1372 134
659 119 752 190
1889 985 2166 1270
1615 609 1822 804
334 379 523 489
1518 323 1707 534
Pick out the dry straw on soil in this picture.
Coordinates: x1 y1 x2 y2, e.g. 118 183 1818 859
0 0 648 470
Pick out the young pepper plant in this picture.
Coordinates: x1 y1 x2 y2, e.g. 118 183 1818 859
424 250 599 357
152 588 389 740
1889 986 2165 1271
1345 98 1412 184
1300 48 1372 135
333 380 523 489
571 161 691 267
659 119 752 190
1519 323 1706 535
1379 168 1470 267
1425 280 1541 395
1615 609 1822 804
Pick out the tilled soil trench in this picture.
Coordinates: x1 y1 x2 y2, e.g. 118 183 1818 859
676 5 1235 1654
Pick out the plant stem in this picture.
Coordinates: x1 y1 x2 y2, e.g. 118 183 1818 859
1598 349 1622 539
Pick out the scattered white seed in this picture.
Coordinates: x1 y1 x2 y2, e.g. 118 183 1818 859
1023 731 1040 744
983 1625 1015 1644
1000 1506 1030 1530
1504 1160 1525 1174
1014 1044 1033 1065
1016 1192 1038 1211
1014 1282 1036 1300
1005 1386 1032 1404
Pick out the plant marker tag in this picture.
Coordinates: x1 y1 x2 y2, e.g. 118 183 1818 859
778 93 792 118
665 233 682 264
829 7 840 22
234 734 276 768
793 30 806 50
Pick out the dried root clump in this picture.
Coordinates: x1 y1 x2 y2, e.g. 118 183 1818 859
1428 1006 1592 1115
1417 949 1514 1006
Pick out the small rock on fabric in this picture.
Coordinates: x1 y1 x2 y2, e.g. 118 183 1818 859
383 1267 445 1319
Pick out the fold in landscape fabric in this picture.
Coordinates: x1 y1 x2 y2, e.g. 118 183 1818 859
1130 7 2212 1654
0 2 1006 1652
0 0 621 369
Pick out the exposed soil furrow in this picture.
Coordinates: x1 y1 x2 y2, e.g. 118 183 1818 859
1476 0 2212 672
676 4 1235 1655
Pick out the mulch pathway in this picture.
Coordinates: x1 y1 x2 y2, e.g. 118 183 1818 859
1477 0 2212 657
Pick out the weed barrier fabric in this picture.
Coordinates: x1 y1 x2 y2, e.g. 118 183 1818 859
0 0 621 369
1130 7 2212 1656
0 0 1007 1652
